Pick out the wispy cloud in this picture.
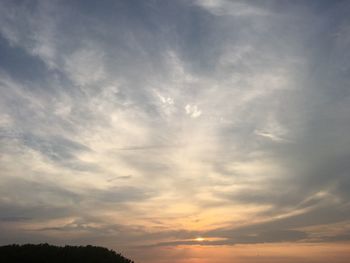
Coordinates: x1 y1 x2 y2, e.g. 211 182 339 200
1 0 350 262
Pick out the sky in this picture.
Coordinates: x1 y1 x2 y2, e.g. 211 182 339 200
0 0 350 262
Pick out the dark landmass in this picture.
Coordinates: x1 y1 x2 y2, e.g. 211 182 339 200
0 244 134 263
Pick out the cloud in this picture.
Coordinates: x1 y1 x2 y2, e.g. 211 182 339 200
194 0 270 17
64 47 106 86
185 104 202 118
1 1 350 262
150 229 308 247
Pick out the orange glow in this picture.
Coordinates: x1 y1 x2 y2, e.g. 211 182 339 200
129 242 350 263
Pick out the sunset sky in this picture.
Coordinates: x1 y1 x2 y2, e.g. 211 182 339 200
1 0 350 262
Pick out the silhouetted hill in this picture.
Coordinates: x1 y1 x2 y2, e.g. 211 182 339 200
0 244 134 263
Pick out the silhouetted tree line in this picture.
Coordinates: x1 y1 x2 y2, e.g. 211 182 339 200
0 244 134 263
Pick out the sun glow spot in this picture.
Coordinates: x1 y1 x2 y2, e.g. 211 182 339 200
195 237 205 242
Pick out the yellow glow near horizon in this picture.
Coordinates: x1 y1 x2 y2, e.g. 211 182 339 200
195 237 205 242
